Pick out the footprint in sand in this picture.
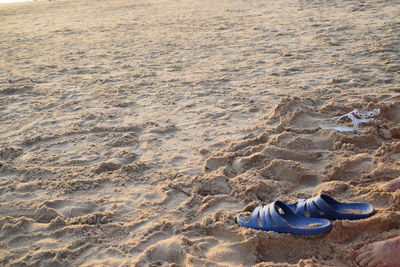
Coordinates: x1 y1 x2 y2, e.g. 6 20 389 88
206 241 256 266
199 200 244 217
134 236 188 266
379 177 400 192
382 103 400 124
43 199 97 218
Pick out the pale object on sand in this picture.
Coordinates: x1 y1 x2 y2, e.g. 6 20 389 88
320 108 380 132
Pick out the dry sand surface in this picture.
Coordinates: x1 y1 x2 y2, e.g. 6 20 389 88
1 0 400 266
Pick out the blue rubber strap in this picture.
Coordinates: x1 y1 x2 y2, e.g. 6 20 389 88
312 195 339 217
276 200 298 217
295 199 306 216
260 205 272 229
269 201 290 229
305 199 319 217
243 206 262 229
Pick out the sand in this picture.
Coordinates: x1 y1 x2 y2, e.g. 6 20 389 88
0 0 399 266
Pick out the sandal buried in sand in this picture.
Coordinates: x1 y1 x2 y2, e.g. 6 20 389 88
237 200 332 235
319 108 380 132
288 194 375 220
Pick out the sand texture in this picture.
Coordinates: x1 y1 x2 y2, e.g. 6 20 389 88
1 0 400 266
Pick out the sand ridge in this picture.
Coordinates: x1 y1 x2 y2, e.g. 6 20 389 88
1 0 400 266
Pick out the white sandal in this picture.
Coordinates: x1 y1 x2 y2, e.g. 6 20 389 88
320 108 380 132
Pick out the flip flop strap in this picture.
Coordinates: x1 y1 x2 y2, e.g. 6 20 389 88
294 197 338 218
312 196 339 217
268 202 290 229
260 205 273 229
242 206 262 229
241 205 276 229
294 199 307 216
259 202 290 230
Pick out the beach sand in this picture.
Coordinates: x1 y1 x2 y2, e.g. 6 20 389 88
1 0 399 266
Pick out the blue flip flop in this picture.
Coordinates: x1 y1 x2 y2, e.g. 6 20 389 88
288 194 375 220
237 200 332 235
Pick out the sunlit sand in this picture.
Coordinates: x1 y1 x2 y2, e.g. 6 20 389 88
1 0 399 266
0 0 35 3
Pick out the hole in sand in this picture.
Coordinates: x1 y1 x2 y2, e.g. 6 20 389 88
385 103 400 123
290 112 326 128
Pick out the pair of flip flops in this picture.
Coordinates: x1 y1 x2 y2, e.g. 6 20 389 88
237 194 375 235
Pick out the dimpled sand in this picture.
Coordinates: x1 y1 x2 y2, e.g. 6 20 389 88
0 0 399 266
